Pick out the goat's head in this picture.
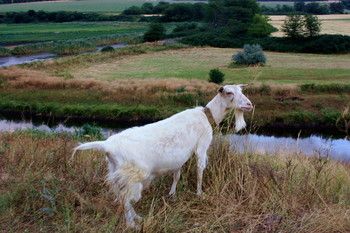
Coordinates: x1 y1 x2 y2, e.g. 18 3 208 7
218 84 253 132
218 84 253 112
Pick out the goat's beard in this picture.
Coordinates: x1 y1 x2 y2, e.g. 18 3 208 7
234 109 246 132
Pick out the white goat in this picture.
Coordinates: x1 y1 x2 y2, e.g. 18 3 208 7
72 84 253 228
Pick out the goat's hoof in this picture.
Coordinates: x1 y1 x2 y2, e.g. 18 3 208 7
127 221 140 230
168 195 177 202
135 215 143 221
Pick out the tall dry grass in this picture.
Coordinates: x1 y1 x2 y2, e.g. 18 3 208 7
1 130 349 232
0 66 219 103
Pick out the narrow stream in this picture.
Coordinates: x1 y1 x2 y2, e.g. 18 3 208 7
0 44 127 67
1 119 349 162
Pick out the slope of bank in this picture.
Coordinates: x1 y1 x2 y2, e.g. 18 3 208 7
1 131 349 232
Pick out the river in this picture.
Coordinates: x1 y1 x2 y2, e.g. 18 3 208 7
0 44 127 67
0 45 349 161
1 118 349 162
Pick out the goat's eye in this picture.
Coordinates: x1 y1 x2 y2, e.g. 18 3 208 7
226 92 234 96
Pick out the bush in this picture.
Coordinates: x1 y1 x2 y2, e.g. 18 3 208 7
101 46 115 53
0 46 11 57
208 68 225 84
303 34 350 54
256 34 350 54
143 23 166 42
11 42 54 56
74 123 104 140
51 40 96 55
232 44 266 65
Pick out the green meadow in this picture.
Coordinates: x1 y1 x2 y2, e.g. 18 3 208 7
0 22 147 43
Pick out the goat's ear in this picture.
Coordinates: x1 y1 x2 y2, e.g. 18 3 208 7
239 84 248 88
218 86 224 93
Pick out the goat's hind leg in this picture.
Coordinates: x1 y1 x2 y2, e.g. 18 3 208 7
168 169 181 201
123 182 143 228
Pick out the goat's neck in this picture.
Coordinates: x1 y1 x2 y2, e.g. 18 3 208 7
205 94 228 125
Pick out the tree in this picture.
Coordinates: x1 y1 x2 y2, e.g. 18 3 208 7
122 6 143 15
247 14 278 38
143 23 166 42
341 0 350 10
141 3 154 14
162 3 194 22
329 2 345 14
208 0 260 36
281 14 305 39
303 14 321 37
304 2 329 14
294 2 305 12
282 14 321 38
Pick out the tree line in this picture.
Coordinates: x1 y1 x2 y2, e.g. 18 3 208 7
123 0 349 18
0 0 55 3
0 10 135 23
261 1 348 14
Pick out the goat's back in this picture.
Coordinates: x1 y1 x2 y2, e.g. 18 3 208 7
105 107 212 175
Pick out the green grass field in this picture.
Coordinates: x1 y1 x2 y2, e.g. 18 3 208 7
68 47 350 85
0 22 147 43
0 0 150 13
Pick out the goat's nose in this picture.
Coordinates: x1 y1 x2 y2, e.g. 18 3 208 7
247 102 252 106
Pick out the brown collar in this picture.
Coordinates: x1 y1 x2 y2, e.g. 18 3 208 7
204 107 217 130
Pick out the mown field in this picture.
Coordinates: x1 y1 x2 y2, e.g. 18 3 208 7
67 47 350 84
0 22 148 44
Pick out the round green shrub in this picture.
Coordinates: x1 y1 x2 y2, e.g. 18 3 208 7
232 44 266 65
101 46 115 53
0 46 11 57
208 68 225 84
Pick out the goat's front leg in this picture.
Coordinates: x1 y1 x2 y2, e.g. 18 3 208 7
196 151 208 195
168 169 181 199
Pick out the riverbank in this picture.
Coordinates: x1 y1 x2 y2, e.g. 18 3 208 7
1 130 349 232
0 43 349 134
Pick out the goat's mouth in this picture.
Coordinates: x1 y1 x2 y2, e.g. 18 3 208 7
240 106 253 111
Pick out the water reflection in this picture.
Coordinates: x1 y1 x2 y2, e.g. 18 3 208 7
0 53 56 67
1 119 349 162
230 134 350 162
0 119 76 134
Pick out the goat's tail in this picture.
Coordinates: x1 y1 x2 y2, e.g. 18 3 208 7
71 141 106 159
